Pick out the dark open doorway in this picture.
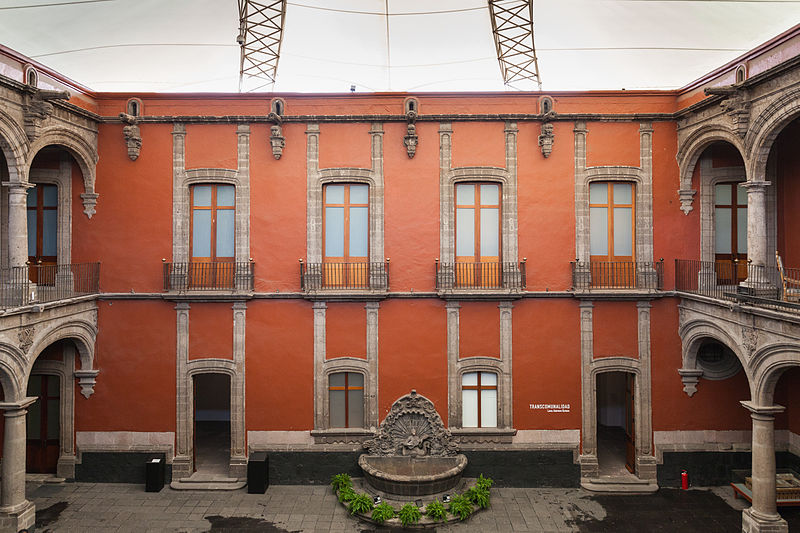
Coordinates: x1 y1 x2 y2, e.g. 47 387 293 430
26 374 60 474
193 373 231 476
596 371 635 476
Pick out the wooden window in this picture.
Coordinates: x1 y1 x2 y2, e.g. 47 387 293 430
323 184 369 287
462 371 497 428
191 184 235 262
455 183 500 286
27 184 58 268
329 372 364 428
589 182 634 262
714 182 747 283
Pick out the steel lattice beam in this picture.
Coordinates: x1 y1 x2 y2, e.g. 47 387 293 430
238 0 286 92
488 0 542 90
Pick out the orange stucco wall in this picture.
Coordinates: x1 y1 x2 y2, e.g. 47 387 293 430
326 302 367 359
593 302 639 358
459 302 500 357
189 304 233 359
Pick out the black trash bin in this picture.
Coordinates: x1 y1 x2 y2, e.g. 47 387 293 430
145 457 165 492
248 452 269 494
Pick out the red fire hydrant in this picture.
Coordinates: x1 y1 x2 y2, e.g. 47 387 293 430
681 470 689 490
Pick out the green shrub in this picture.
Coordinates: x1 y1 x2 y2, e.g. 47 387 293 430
398 503 422 527
337 486 356 503
448 494 474 521
330 473 352 493
425 499 447 522
347 492 374 515
476 474 494 491
466 485 490 509
371 502 396 524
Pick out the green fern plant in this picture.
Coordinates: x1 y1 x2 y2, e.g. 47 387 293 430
448 494 474 520
425 499 447 522
476 474 494 491
337 486 356 503
347 492 374 515
330 473 352 493
398 503 422 527
465 485 490 509
371 502 396 524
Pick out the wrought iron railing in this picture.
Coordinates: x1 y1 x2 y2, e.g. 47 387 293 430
674 259 796 306
162 261 254 291
435 260 526 290
0 262 100 308
300 260 389 291
571 260 663 290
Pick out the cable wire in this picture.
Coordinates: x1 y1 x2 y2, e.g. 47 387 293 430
0 0 115 10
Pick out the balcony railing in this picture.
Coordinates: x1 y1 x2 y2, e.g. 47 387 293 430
675 259 799 310
571 260 663 291
163 261 254 291
435 260 526 290
0 262 100 308
300 260 389 291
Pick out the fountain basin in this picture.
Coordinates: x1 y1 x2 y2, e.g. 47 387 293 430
358 454 468 497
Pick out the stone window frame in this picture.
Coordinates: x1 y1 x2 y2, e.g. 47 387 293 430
321 360 371 430
735 64 747 84
28 156 73 267
321 180 371 263
456 361 503 429
23 64 38 87
126 98 143 117
270 97 286 117
539 96 554 115
404 97 419 115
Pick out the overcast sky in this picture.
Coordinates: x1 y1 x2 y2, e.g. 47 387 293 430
1 0 799 93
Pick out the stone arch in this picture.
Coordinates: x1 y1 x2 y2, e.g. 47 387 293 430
676 125 747 195
749 343 800 405
0 109 29 182
678 319 752 398
0 342 29 401
745 87 800 182
25 319 97 380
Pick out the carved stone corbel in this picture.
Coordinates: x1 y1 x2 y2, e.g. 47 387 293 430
403 110 418 158
119 113 142 161
538 110 556 158
23 88 69 141
80 192 99 219
17 326 35 352
74 369 99 399
678 368 703 397
705 86 750 138
678 188 697 215
268 111 285 160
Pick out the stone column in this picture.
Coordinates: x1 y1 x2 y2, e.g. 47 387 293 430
742 181 769 269
0 398 36 531
740 401 787 533
578 300 598 478
3 182 32 269
312 301 327 429
365 301 380 429
498 301 513 428
446 301 460 426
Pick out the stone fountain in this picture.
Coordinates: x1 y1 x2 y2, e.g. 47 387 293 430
358 390 468 497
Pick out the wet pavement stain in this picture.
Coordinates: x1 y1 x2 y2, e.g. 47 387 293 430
34 501 68 531
204 515 301 532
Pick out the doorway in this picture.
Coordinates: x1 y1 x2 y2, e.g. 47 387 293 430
596 371 635 476
26 374 59 474
193 373 231 476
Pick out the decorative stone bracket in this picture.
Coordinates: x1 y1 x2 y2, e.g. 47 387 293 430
119 113 142 161
678 368 703 397
74 369 99 399
403 110 418 158
678 188 696 215
268 112 285 160
538 111 556 158
705 86 750 139
23 88 70 141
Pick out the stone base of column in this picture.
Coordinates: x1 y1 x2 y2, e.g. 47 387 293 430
0 499 34 532
635 455 658 481
171 455 192 481
579 454 599 478
742 508 788 533
230 455 247 479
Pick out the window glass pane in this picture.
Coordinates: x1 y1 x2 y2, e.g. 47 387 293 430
27 375 41 397
325 207 345 257
737 208 748 254
192 210 212 257
193 185 212 207
480 184 499 205
462 372 478 386
27 400 41 439
350 184 368 204
715 184 731 205
737 184 748 205
47 398 60 439
216 210 235 257
349 206 368 257
27 189 37 207
47 376 59 397
590 207 608 255
326 185 344 204
456 184 475 205
43 185 58 207
456 208 475 256
348 388 364 428
481 372 497 386
613 183 632 204
480 208 499 257
715 208 732 254
216 185 235 207
480 389 497 428
329 373 345 387
348 372 364 388
462 389 478 427
329 390 346 428
42 210 58 256
589 183 607 204
613 207 633 256
27 210 37 256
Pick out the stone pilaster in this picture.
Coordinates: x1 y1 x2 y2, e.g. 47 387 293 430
0 398 37 532
578 300 597 477
446 301 460 426
368 123 385 263
230 301 247 477
306 123 321 263
503 122 519 264
636 300 656 480
573 122 588 264
366 301 380 428
312 301 327 429
171 123 188 263
235 125 251 264
438 123 454 264
172 302 191 479
499 301 513 428
741 401 787 533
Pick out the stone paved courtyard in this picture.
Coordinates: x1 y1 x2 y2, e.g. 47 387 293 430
26 481 800 532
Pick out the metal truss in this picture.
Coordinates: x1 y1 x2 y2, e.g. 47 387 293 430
237 0 286 92
488 0 542 90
